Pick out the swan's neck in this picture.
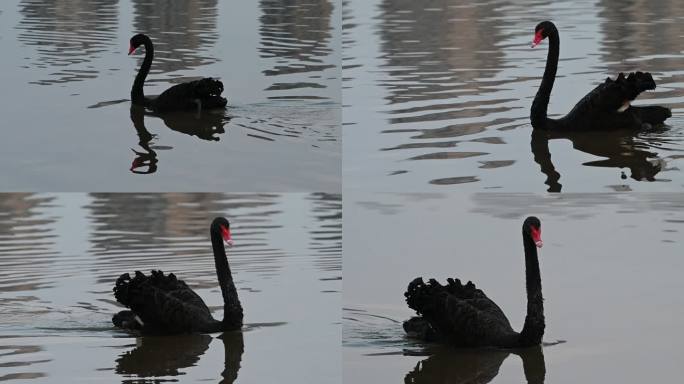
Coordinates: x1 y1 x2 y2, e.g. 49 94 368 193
131 38 153 104
519 232 545 346
531 26 559 129
210 228 244 330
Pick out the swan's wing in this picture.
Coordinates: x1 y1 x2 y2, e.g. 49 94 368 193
405 278 514 346
576 71 657 115
114 270 214 333
154 78 227 111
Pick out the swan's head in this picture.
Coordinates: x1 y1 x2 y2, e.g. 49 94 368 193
531 21 554 48
129 34 148 55
523 216 543 248
212 217 234 248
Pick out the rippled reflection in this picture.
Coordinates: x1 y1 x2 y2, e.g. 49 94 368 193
116 334 213 378
530 128 678 192
115 332 244 383
231 104 340 144
131 0 219 74
377 0 506 105
0 343 48 381
405 346 546 384
0 194 58 295
85 193 289 282
129 106 228 174
16 0 118 85
259 0 336 100
307 193 342 272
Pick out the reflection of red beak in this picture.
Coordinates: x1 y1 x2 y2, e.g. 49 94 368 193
128 45 136 55
530 226 543 248
531 29 544 48
130 158 143 171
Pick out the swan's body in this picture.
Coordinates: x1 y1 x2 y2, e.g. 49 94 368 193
531 21 670 131
112 217 243 334
129 34 227 113
403 217 545 348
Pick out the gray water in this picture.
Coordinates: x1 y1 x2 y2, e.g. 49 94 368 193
343 192 684 383
0 193 341 383
0 0 341 191
343 0 684 192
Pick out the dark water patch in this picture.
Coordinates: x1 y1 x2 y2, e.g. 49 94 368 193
429 176 479 185
409 152 487 161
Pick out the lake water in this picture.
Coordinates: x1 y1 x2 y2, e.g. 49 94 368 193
343 192 684 383
0 0 340 191
343 0 684 192
0 193 341 383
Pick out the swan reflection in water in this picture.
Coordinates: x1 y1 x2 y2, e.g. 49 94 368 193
115 331 243 383
405 345 546 384
129 105 229 174
530 128 673 192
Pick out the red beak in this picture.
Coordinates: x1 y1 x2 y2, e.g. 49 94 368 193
530 226 543 248
221 225 232 242
531 29 544 48
128 44 136 55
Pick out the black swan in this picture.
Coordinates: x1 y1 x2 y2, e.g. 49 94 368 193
112 217 243 334
530 21 671 131
404 216 545 348
129 33 227 112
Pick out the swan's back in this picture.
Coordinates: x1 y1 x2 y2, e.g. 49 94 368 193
404 277 516 347
153 78 227 112
559 71 669 130
114 270 217 334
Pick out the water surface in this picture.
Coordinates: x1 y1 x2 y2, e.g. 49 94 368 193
344 192 684 383
0 193 341 383
343 0 684 192
0 0 340 191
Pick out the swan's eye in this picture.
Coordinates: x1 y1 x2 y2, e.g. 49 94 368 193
531 29 544 48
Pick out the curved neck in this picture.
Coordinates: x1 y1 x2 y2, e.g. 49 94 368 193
131 37 153 104
531 25 559 129
210 226 244 330
518 231 545 346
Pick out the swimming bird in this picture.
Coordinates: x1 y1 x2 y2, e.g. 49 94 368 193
112 217 243 334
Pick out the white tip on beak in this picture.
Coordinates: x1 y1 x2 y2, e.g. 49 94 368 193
535 240 543 248
225 239 234 248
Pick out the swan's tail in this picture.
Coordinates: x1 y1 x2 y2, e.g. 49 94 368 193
113 271 149 307
615 71 656 100
404 277 480 339
405 277 478 315
113 270 181 307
